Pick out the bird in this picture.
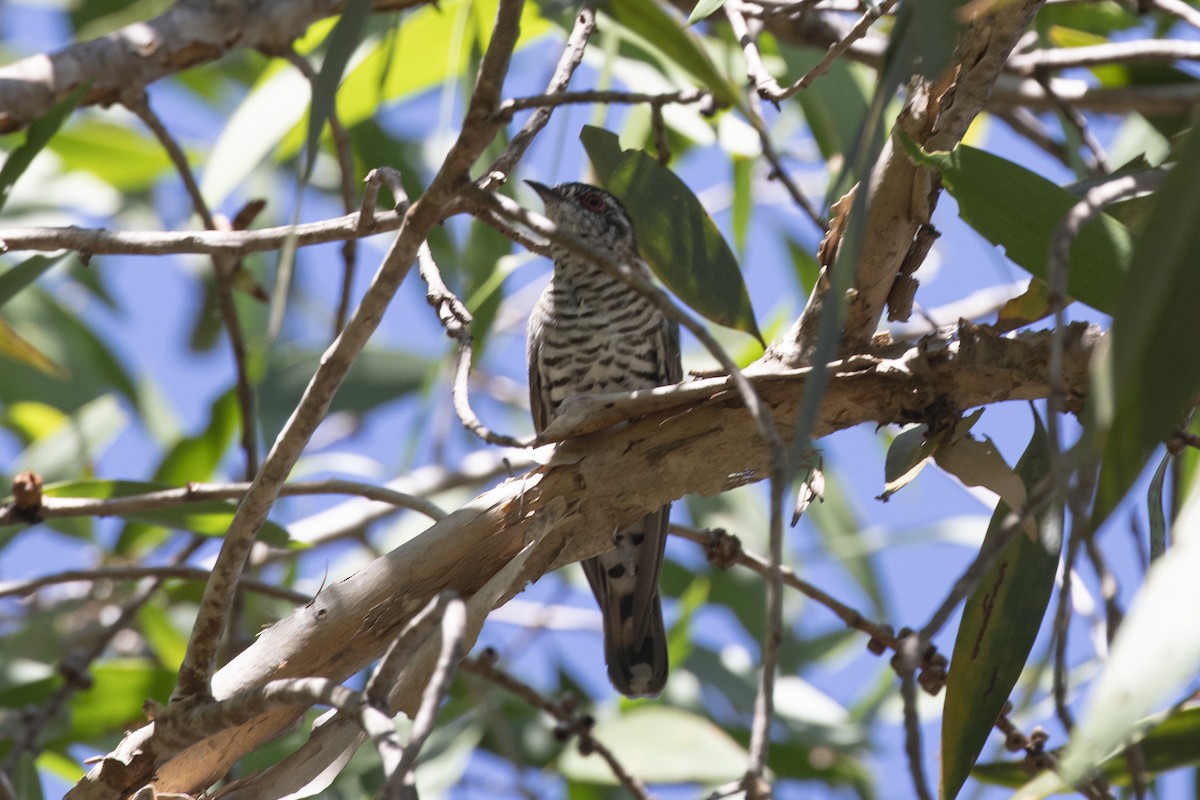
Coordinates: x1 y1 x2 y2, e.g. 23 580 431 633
525 179 682 698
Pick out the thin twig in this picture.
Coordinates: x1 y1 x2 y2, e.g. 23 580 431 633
0 565 309 603
1053 533 1082 733
462 652 650 799
728 0 894 101
496 88 706 118
483 7 597 189
1009 39 1200 72
1031 72 1110 176
416 242 529 447
670 524 900 651
126 93 260 479
0 477 448 527
740 74 828 232
996 107 1073 168
900 671 934 800
383 596 466 799
1 537 204 773
1150 0 1200 30
0 210 405 258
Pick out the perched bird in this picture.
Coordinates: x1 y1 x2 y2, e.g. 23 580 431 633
525 180 682 697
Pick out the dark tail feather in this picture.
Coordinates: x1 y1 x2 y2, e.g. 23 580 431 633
601 590 668 697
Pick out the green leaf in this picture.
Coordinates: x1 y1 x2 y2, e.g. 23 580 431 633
258 346 433 443
0 316 68 378
686 0 727 25
603 0 738 106
581 126 762 342
115 388 241 553
11 395 127 485
778 44 871 162
201 61 308 208
1090 118 1200 527
731 156 751 257
50 119 173 190
302 0 372 181
1148 451 1170 561
0 254 70 309
57 659 175 742
558 706 747 784
1056 466 1200 787
903 140 1133 314
137 601 189 670
40 480 291 546
881 423 937 499
0 83 89 213
941 416 1061 800
0 286 138 412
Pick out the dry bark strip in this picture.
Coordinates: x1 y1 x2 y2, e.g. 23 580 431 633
69 323 1097 799
768 0 1046 366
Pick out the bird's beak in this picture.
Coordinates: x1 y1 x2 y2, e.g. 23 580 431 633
524 179 559 205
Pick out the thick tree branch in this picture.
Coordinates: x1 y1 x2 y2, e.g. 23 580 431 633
70 323 1097 798
0 0 432 133
769 0 1045 367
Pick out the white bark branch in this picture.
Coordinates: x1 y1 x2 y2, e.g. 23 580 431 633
69 322 1098 798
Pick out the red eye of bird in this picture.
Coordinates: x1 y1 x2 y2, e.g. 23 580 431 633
580 192 607 212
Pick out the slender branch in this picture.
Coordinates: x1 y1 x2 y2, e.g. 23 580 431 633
153 676 403 770
1 537 204 774
383 596 466 799
1009 39 1200 72
416 243 528 447
0 209 404 258
731 0 894 101
0 478 447 527
738 72 828 232
462 652 650 799
126 92 260 479
497 88 706 118
1031 72 1110 176
996 107 1073 169
900 671 933 800
0 565 309 603
484 6 597 189
670 525 899 651
1150 0 1200 30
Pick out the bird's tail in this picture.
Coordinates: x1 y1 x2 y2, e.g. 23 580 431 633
581 506 670 698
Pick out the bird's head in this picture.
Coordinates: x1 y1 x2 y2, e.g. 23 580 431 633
525 180 638 257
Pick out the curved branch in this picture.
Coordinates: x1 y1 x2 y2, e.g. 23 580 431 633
0 0 431 133
72 322 1098 798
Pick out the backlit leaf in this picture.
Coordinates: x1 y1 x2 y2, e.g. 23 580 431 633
941 416 1060 800
1090 117 1200 527
904 140 1133 314
0 84 89 213
581 126 762 342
